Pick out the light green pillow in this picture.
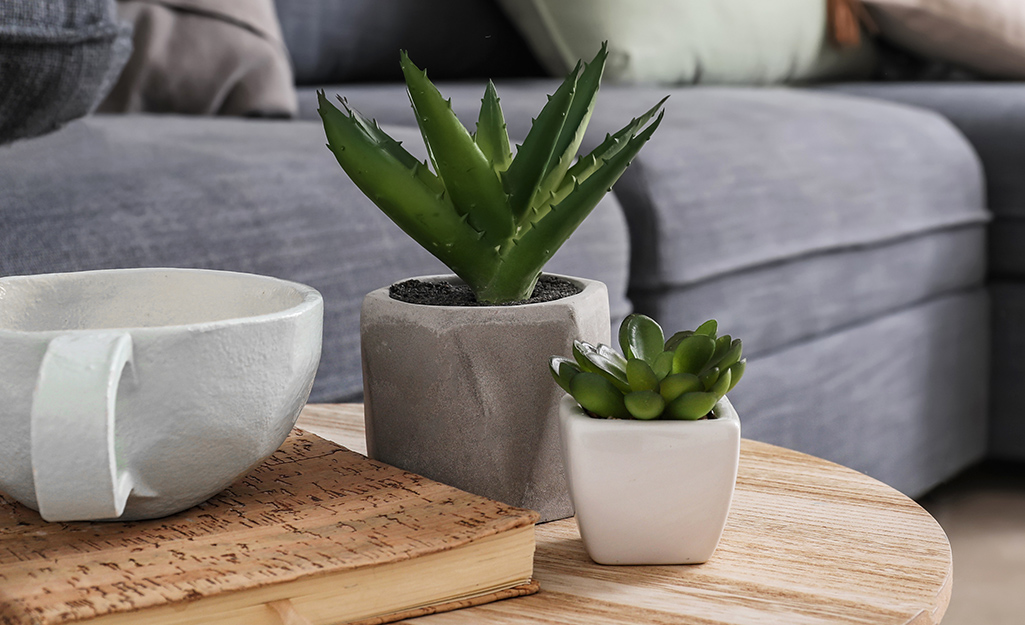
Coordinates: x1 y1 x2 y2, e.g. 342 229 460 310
497 0 875 84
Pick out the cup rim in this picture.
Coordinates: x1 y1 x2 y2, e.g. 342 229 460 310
0 267 323 336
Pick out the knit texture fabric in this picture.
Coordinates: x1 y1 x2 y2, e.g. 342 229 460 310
0 0 132 145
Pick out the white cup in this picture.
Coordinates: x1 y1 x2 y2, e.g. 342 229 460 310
0 268 323 522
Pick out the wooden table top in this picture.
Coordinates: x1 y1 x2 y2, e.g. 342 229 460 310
298 404 953 625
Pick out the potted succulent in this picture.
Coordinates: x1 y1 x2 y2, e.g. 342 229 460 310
318 45 666 522
550 314 745 564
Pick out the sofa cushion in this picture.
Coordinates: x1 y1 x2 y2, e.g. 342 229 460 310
273 0 543 85
0 0 132 144
0 115 631 402
496 0 875 84
733 289 989 497
98 0 297 117
865 0 1025 79
822 83 1025 277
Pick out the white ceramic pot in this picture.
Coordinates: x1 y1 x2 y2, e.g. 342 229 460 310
0 268 323 522
361 274 610 522
558 394 741 565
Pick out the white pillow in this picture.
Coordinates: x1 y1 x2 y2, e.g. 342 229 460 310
496 0 875 84
865 0 1025 78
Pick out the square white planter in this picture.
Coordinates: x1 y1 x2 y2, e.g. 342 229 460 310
558 394 741 565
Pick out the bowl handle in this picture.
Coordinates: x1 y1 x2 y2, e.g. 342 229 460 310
31 332 135 521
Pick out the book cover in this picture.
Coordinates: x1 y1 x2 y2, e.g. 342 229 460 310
0 429 539 625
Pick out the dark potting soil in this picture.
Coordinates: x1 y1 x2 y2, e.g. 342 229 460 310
389 275 581 306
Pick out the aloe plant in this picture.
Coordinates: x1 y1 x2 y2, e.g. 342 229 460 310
551 315 747 420
318 44 666 304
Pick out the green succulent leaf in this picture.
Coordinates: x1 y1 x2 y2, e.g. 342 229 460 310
699 366 721 391
694 319 718 337
503 62 580 222
659 372 703 403
573 340 631 392
597 343 629 372
318 92 495 288
710 338 743 373
667 391 719 420
726 359 746 392
672 334 716 376
619 314 665 363
710 367 733 398
566 95 669 186
400 52 513 244
498 109 665 296
475 80 513 173
626 358 659 392
625 390 665 420
664 330 693 353
570 372 629 419
652 351 675 380
549 356 581 394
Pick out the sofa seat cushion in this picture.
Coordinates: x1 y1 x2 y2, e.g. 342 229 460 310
822 83 1025 277
0 115 631 402
301 84 989 355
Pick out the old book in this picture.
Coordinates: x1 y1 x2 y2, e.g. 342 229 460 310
0 430 539 625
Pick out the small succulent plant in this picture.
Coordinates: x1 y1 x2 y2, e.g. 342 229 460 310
318 44 666 305
550 315 747 420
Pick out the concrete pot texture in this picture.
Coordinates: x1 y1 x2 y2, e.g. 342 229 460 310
558 394 741 565
361 274 610 522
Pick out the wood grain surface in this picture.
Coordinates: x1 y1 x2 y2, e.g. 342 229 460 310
297 404 953 625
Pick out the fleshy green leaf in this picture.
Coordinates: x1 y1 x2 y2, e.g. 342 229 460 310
710 368 732 398
549 356 580 393
570 372 629 419
619 314 665 363
694 319 718 337
659 373 703 403
664 330 694 353
726 360 746 392
573 340 631 392
626 358 659 392
672 334 716 376
667 391 719 420
652 351 675 380
625 390 665 420
699 366 720 391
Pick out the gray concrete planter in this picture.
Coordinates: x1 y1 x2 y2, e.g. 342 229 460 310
361 274 610 522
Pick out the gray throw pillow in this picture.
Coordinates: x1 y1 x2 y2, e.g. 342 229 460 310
0 0 132 145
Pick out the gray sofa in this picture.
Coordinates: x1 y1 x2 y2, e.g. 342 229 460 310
0 0 1017 500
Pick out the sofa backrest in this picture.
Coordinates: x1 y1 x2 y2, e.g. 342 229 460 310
273 0 543 85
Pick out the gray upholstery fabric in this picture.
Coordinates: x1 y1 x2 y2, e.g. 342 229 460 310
273 0 541 85
733 289 989 497
822 84 1025 276
631 225 987 357
0 0 132 144
0 115 631 402
990 283 1025 460
821 84 1025 217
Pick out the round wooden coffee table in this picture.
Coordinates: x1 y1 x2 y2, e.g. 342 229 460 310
298 404 952 625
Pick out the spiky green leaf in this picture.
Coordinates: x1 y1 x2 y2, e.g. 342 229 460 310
475 81 512 173
400 52 513 244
